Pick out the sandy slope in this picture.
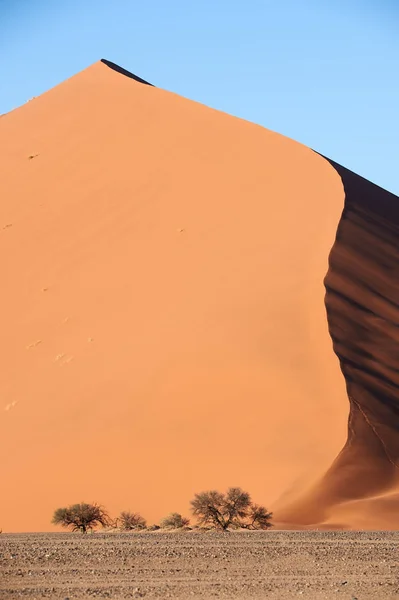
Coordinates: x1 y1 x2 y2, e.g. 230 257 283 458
0 60 397 532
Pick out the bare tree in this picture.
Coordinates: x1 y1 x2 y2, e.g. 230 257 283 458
191 487 272 530
160 513 190 529
190 490 227 529
191 487 250 530
52 503 110 534
245 504 273 530
118 511 147 531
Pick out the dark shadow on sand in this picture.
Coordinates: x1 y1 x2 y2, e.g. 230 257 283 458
320 152 399 467
100 59 154 87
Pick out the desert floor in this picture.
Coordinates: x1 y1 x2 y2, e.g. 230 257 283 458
1 531 398 599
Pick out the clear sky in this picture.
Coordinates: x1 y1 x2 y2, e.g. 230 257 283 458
1 0 398 194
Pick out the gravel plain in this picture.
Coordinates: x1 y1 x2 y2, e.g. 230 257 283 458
1 531 398 599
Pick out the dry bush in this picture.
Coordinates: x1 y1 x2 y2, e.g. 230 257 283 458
191 487 272 530
52 503 110 534
118 511 147 531
160 512 190 529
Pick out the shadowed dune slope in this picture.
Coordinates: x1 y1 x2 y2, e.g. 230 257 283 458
321 161 399 528
0 60 397 532
275 160 399 529
99 59 153 86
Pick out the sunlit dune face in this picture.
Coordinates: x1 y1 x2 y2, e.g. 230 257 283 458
3 60 397 532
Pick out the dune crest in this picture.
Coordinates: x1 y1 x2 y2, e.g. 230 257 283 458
0 60 397 532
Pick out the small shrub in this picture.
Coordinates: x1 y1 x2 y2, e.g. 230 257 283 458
52 502 110 534
119 511 146 531
160 512 190 529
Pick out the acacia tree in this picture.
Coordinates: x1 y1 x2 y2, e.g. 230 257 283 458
52 503 110 534
190 487 272 530
245 504 273 530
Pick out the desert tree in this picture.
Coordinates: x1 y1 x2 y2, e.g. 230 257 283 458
190 487 272 530
52 502 110 534
245 504 273 530
160 512 190 529
191 487 250 530
118 511 147 531
191 490 226 529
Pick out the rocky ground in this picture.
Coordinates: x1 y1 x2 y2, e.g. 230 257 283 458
1 531 398 599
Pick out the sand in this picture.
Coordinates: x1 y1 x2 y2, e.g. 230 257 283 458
0 59 398 533
1 531 398 599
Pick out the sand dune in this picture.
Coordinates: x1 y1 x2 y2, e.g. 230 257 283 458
0 60 398 532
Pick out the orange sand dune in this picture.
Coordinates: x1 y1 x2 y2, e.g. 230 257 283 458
0 60 398 532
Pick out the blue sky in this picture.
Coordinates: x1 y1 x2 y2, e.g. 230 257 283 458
1 0 398 194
